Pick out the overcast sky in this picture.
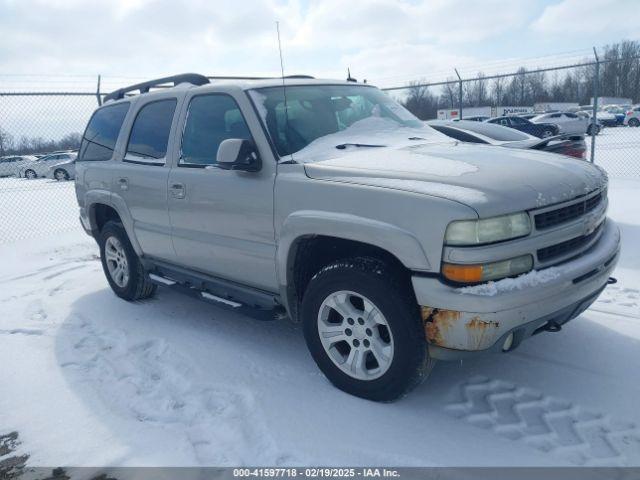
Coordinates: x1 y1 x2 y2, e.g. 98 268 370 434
1 0 639 90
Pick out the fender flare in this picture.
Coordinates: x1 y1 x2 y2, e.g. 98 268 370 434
86 191 143 256
276 210 431 317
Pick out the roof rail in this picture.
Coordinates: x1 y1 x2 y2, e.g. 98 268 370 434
103 73 210 102
206 75 315 80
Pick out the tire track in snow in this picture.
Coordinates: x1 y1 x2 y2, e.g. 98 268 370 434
445 376 640 466
595 284 640 318
58 314 291 465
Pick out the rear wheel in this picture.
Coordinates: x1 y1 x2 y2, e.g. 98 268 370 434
24 169 36 179
54 168 69 181
541 129 553 138
98 221 156 301
301 257 433 401
629 118 640 127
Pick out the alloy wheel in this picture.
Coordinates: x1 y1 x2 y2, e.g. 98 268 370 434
317 290 394 381
104 236 129 288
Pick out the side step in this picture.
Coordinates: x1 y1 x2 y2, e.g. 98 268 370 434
147 272 281 321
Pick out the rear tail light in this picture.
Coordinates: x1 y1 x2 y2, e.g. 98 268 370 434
564 146 586 159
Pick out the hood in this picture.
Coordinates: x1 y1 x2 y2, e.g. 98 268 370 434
303 142 607 217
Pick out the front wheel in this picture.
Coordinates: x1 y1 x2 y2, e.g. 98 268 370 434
54 168 69 181
629 118 640 127
301 257 433 401
541 129 554 138
24 169 36 179
98 221 156 301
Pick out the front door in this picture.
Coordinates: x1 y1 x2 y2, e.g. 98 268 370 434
167 92 277 292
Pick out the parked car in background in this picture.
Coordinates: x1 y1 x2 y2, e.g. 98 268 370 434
47 158 76 181
575 111 603 135
518 113 539 120
486 115 559 138
0 155 38 177
16 151 77 179
602 104 631 125
593 110 618 127
427 120 586 159
530 112 591 135
624 105 640 127
456 115 490 122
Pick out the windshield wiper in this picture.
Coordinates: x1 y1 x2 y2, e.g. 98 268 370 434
335 143 386 150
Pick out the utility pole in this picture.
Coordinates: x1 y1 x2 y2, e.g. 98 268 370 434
591 48 599 163
455 68 462 120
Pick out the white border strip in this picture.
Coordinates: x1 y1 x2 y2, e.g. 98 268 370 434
201 291 242 308
149 273 177 286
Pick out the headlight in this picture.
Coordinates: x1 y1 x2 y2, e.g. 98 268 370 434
445 212 531 246
442 255 533 284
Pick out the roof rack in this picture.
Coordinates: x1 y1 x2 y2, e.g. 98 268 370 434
103 73 210 102
103 73 316 103
206 75 315 80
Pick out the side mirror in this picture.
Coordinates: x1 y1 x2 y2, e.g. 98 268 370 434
216 138 262 172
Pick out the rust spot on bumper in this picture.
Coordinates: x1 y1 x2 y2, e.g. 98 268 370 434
421 307 500 350
465 316 500 350
421 306 461 346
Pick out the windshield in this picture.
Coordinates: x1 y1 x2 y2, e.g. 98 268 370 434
249 84 444 160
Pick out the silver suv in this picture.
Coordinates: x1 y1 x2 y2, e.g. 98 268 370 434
75 74 620 401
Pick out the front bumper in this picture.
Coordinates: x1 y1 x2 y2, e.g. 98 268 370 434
412 219 620 360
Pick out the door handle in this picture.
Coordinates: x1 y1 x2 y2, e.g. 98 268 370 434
118 177 128 191
170 182 186 199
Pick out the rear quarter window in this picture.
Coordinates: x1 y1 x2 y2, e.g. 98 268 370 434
78 102 130 162
125 99 177 165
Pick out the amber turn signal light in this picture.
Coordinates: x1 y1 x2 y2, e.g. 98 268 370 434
442 263 484 283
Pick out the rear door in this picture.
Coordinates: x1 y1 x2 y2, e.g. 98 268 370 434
114 97 180 261
167 90 277 292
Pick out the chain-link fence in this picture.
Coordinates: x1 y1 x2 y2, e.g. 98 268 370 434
0 54 639 243
0 92 99 242
383 47 640 178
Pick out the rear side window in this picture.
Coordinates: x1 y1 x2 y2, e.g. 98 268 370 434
125 99 177 165
180 94 251 167
78 103 130 161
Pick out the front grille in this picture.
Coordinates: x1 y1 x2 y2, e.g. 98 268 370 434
537 223 603 263
535 191 602 230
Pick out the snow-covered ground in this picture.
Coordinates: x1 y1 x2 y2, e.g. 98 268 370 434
0 175 639 468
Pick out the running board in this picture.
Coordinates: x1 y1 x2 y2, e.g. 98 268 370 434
147 272 281 321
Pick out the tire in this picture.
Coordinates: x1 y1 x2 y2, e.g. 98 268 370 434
541 129 553 138
24 169 36 179
54 168 69 181
587 124 600 136
630 118 640 127
98 221 156 301
301 257 434 402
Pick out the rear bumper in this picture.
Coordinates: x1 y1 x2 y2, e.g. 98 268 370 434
412 219 620 360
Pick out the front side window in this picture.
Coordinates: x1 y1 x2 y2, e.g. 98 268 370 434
78 102 130 162
125 99 177 165
249 84 435 158
180 94 252 167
